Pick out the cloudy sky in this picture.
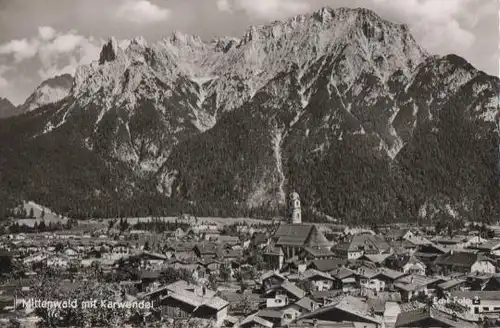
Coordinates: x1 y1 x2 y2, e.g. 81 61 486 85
0 0 498 104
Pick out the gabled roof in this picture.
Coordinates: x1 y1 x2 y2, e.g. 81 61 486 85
375 267 407 280
303 247 335 257
274 224 331 249
261 270 286 282
161 290 228 311
294 296 318 312
141 251 167 260
395 306 479 328
433 236 468 245
475 239 500 251
274 224 312 240
289 320 356 328
257 309 284 319
342 234 391 252
305 225 332 249
437 279 466 290
217 235 240 244
160 280 227 311
239 314 273 328
310 290 343 301
394 275 442 292
301 269 335 281
300 295 382 324
359 253 391 264
309 258 347 271
435 251 492 268
277 236 307 246
331 267 357 280
366 298 386 314
140 271 161 280
405 235 432 246
356 266 379 279
267 280 305 299
194 243 220 254
416 243 448 254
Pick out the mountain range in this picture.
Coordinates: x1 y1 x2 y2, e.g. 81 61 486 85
0 7 498 223
0 73 73 119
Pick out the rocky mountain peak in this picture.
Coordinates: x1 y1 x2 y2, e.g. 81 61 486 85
130 36 148 48
98 37 120 65
166 31 205 48
0 97 19 119
19 74 73 113
0 6 497 223
213 37 240 53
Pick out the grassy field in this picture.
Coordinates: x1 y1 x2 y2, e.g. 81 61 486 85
14 202 276 228
15 202 345 231
16 201 69 227
106 216 276 228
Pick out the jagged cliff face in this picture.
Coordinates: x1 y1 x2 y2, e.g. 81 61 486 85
41 8 428 171
1 7 498 222
19 74 73 114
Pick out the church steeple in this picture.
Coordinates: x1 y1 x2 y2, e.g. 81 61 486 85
288 192 301 224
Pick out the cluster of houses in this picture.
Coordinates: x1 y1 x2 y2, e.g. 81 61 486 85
0 192 499 327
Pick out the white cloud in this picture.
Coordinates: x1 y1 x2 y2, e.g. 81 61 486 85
0 66 9 90
38 26 57 41
0 76 7 89
116 0 171 24
216 0 232 12
217 0 310 20
37 33 101 80
44 33 85 55
0 38 40 62
368 0 477 52
0 27 102 81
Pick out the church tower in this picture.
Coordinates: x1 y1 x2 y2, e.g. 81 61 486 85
288 192 301 224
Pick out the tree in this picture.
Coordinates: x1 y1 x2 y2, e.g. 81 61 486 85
32 278 139 327
119 218 129 231
297 280 315 294
38 220 47 232
55 243 64 252
160 267 194 285
0 253 13 275
250 248 266 271
219 263 231 282
231 295 252 314
208 273 218 290
108 219 116 230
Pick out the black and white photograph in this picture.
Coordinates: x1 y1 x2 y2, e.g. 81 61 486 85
0 0 499 327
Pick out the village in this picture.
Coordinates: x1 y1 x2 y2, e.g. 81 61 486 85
0 193 499 328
